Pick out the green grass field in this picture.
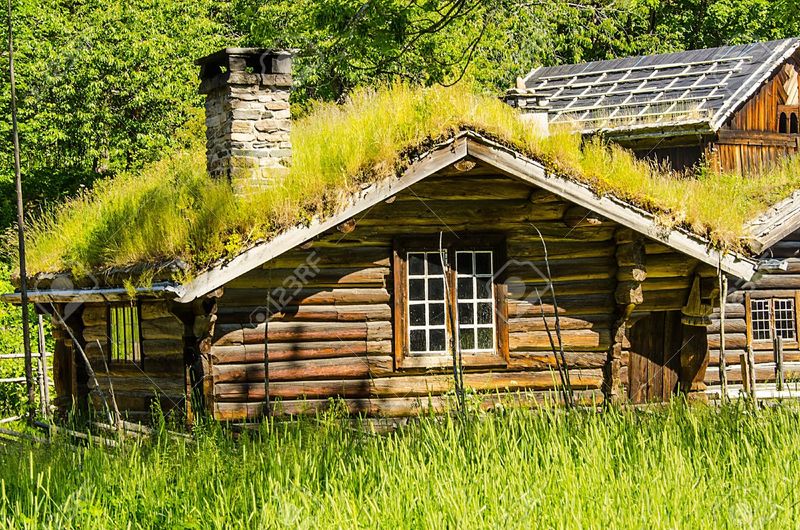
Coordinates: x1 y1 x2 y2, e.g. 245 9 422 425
1 401 799 529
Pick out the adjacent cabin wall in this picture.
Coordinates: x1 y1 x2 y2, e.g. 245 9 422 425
707 229 800 395
710 56 800 175
77 301 187 421
206 165 711 421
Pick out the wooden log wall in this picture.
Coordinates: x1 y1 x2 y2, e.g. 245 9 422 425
706 229 800 396
709 55 800 175
79 301 186 421
208 166 705 420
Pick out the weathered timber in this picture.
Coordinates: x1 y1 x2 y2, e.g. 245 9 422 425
219 287 390 307
213 321 392 346
509 329 611 352
210 340 393 364
140 317 184 340
212 356 395 383
214 304 392 323
228 267 389 289
213 369 604 401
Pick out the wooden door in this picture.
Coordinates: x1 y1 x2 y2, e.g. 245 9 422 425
627 311 683 403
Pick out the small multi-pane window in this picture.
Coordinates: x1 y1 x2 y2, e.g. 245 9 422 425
407 252 447 354
108 303 142 363
456 251 495 352
750 298 796 342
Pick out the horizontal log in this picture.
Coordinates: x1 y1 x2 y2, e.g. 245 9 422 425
210 340 393 364
503 258 614 283
214 389 603 420
508 294 615 318
82 305 107 326
215 304 392 324
219 287 390 307
97 375 184 396
507 241 616 260
214 321 392 346
213 356 395 383
508 315 612 332
361 200 568 224
506 224 616 242
509 329 611 352
637 289 689 311
708 350 800 366
508 352 607 370
563 206 609 228
704 362 800 384
644 255 698 278
707 333 747 349
140 302 174 321
142 339 184 359
83 325 108 342
141 317 184 340
213 369 604 401
640 277 691 292
266 246 390 269
394 178 532 201
228 267 389 289
742 274 800 290
707 318 747 334
709 303 746 319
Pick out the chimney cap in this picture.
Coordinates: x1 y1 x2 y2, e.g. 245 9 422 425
196 48 295 81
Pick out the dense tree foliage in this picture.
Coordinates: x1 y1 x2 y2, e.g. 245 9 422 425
0 0 797 233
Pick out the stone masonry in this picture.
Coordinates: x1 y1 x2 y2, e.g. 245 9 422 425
196 48 293 192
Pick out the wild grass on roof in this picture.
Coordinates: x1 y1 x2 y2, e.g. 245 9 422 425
20 82 800 278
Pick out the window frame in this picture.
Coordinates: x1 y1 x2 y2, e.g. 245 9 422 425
106 301 144 367
746 292 800 349
393 234 509 369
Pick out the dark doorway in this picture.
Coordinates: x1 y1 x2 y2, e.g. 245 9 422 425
627 311 683 403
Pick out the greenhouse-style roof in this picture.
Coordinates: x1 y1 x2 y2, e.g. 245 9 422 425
520 38 800 134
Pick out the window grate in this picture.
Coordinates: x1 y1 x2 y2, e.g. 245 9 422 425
109 303 142 364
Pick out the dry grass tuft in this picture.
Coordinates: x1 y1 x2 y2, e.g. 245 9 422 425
19 82 800 277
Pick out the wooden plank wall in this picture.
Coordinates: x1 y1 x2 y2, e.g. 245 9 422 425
207 167 704 420
706 229 800 395
79 301 186 421
710 56 800 175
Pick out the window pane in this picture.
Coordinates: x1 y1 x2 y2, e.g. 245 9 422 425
429 329 446 351
428 303 445 326
409 279 425 301
458 302 474 324
750 299 771 341
459 328 475 351
428 278 444 300
409 304 425 326
774 298 796 340
477 302 493 325
456 252 473 275
408 253 425 276
475 252 492 275
457 278 473 299
477 328 494 350
410 330 426 352
476 277 493 299
427 252 443 276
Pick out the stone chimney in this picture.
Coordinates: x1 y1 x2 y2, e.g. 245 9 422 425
196 48 293 191
504 79 550 137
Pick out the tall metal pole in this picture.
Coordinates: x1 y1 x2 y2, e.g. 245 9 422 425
7 0 35 420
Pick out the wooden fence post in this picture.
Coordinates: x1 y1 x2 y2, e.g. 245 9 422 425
747 345 757 403
775 336 784 392
36 314 51 417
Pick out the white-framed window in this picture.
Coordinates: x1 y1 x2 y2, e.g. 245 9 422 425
394 234 507 368
455 251 495 352
750 297 796 342
407 251 447 354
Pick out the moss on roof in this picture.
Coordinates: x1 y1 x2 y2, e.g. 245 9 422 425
19 83 800 280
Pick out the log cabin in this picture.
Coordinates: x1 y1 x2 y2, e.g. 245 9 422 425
507 38 800 174
510 38 800 400
11 41 800 423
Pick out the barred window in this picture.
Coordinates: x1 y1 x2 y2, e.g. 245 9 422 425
750 298 796 342
108 303 142 364
455 251 495 352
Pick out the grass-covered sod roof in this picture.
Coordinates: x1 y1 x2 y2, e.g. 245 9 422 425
20 83 800 279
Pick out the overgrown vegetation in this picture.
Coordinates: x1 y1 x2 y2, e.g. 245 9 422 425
2 402 800 528
20 83 800 278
